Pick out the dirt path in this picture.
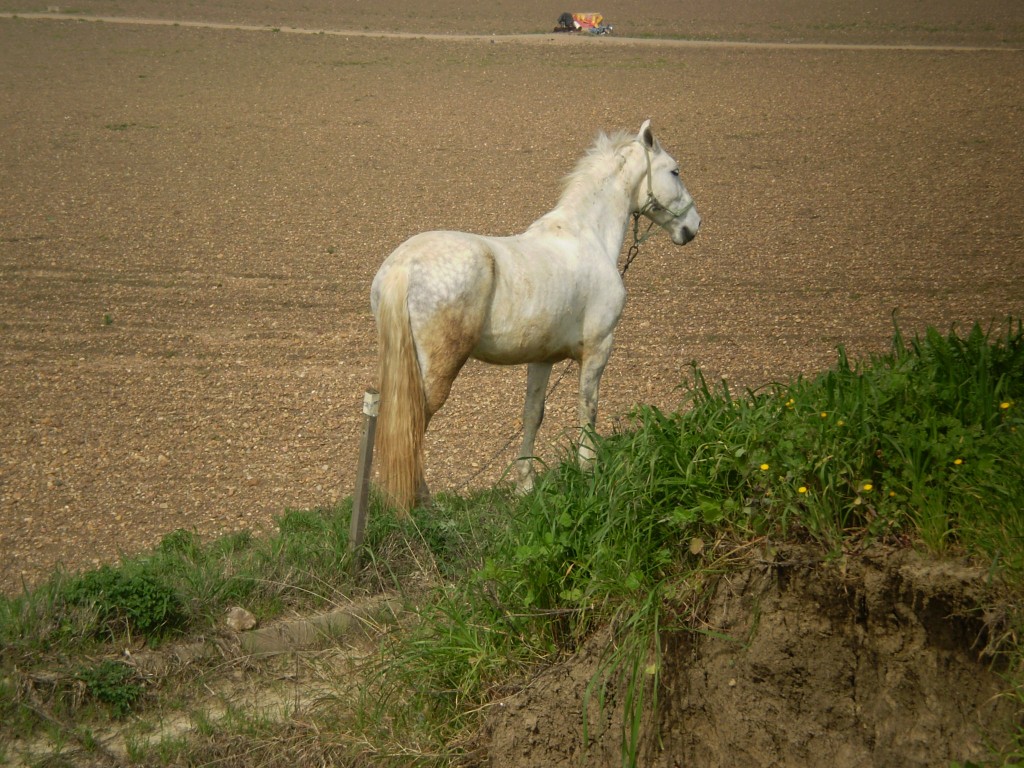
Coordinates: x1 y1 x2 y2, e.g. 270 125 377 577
2 5 1022 593
4 11 1020 51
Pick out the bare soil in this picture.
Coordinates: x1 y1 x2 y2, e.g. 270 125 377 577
2 1 1023 765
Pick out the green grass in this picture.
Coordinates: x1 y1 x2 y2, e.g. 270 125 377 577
1 319 1022 766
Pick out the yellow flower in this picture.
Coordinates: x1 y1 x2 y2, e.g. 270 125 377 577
820 412 828 419
837 419 845 427
760 463 770 471
798 486 807 494
862 482 873 492
954 458 963 465
1000 401 1012 410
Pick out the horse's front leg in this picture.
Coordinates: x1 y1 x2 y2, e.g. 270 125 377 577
516 361 553 495
577 338 614 469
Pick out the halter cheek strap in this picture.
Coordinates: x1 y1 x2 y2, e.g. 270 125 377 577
637 141 695 220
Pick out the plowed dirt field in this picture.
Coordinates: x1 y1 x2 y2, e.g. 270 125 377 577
2 0 1023 592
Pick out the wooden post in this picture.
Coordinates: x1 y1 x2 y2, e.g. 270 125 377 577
349 388 379 575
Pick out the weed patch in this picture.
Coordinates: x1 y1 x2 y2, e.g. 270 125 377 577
77 659 144 718
63 564 188 642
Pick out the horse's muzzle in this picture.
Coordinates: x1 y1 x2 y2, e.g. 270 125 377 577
672 219 700 245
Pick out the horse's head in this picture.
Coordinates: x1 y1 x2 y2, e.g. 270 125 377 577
634 120 701 245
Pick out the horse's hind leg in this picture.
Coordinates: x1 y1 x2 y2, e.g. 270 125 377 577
412 310 481 505
414 361 463 508
516 361 553 495
419 308 480 419
401 359 464 508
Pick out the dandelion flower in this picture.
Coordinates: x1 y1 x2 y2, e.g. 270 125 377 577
820 412 828 419
837 419 845 427
954 458 963 466
862 482 873 492
1001 401 1012 410
760 463 770 471
798 486 808 494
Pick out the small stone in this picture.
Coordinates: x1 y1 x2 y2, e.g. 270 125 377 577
225 606 257 632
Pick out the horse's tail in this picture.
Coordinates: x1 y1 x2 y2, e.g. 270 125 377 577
375 267 425 513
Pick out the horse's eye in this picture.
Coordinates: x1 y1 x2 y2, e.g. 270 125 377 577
671 169 680 177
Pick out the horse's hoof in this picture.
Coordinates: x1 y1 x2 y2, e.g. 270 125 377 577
515 475 535 496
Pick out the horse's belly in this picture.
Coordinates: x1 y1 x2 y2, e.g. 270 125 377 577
472 320 582 365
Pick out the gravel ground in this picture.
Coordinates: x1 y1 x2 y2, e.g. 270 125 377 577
1 2 1022 593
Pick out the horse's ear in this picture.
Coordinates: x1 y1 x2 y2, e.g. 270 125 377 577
639 119 657 150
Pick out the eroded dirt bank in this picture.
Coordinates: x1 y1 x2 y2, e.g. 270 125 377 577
486 545 1017 767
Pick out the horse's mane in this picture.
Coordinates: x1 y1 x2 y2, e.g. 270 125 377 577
526 129 640 232
561 130 637 192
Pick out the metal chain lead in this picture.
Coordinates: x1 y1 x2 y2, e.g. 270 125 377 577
621 211 656 276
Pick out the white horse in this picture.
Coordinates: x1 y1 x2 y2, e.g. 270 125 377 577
370 120 701 511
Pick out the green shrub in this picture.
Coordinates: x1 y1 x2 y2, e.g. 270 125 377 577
77 660 143 718
63 565 187 641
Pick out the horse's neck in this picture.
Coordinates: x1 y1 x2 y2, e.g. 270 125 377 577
539 171 636 260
